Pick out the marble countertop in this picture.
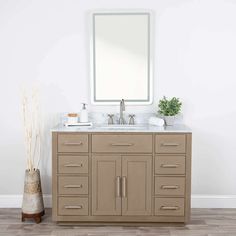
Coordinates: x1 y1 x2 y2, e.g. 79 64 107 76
51 124 191 133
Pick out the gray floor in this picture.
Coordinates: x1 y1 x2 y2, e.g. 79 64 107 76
1 208 236 236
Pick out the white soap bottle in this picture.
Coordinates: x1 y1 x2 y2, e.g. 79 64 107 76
80 103 88 123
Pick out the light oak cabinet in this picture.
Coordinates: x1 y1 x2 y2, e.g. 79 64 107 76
122 155 152 216
52 131 192 224
92 155 122 216
91 155 152 216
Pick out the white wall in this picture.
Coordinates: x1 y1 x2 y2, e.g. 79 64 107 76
1 0 236 206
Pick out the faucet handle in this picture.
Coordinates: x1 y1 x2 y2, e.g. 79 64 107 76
108 114 114 125
128 114 135 125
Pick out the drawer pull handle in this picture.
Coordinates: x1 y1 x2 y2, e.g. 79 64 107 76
111 143 134 147
161 143 179 146
122 176 127 198
160 206 179 210
161 164 179 168
161 185 179 189
116 176 121 198
64 164 83 167
64 184 82 188
63 142 83 146
64 205 82 209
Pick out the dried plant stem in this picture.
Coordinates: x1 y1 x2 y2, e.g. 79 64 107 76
21 87 42 171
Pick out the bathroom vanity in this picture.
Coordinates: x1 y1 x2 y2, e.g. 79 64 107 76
52 124 192 224
51 12 192 224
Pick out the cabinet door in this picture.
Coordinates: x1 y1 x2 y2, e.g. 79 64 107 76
122 155 152 216
92 155 121 215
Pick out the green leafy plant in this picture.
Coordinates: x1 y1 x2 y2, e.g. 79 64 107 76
158 96 182 116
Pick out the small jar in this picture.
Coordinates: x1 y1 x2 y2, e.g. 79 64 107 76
67 113 78 124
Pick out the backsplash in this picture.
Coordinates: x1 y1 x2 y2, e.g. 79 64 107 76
89 113 156 125
60 112 184 125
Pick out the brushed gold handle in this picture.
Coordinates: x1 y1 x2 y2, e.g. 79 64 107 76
161 143 179 146
64 184 82 188
161 164 179 168
116 176 121 198
64 205 82 209
63 142 83 146
160 206 179 210
64 163 83 167
122 176 127 198
111 143 134 146
161 185 179 189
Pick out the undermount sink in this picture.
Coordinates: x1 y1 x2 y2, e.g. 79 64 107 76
96 124 147 130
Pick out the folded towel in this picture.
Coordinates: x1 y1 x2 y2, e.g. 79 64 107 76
148 117 165 126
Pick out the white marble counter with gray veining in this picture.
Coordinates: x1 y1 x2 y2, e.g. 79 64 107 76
51 124 191 133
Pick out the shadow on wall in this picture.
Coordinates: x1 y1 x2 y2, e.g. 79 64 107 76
40 112 59 194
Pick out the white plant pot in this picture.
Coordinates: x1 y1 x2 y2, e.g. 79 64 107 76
164 116 175 126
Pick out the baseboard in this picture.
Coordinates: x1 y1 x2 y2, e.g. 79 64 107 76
191 194 236 208
0 194 236 208
0 194 51 208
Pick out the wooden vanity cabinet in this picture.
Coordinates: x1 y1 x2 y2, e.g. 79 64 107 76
91 155 121 216
92 155 152 216
52 132 192 224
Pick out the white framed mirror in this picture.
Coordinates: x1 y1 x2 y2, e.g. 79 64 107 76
90 11 153 105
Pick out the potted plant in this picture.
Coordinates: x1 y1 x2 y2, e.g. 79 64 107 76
158 96 182 126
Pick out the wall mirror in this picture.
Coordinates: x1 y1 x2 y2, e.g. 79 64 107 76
90 12 153 105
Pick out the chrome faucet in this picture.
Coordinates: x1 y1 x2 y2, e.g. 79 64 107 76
119 99 125 124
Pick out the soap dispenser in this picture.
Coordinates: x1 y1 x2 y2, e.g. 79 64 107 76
80 103 88 123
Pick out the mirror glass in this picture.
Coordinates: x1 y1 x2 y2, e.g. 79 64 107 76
91 12 152 104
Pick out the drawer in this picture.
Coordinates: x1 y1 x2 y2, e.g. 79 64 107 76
92 134 152 153
155 155 185 175
58 176 88 195
58 197 88 216
155 177 185 196
155 134 186 153
58 134 88 153
155 198 184 216
58 156 88 174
